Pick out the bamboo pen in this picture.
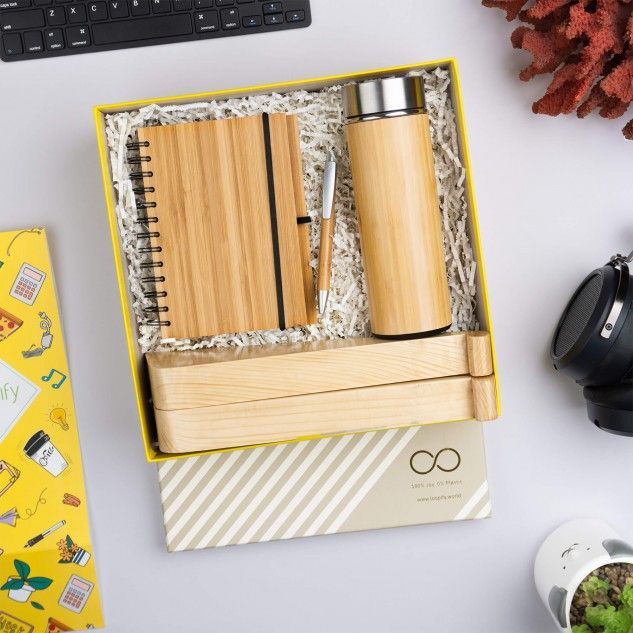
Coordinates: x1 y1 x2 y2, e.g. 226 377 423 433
317 157 338 315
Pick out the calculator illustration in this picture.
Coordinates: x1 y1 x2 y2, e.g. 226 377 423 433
10 263 46 306
59 574 94 613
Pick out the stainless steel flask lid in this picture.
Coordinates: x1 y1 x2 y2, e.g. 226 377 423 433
342 75 426 121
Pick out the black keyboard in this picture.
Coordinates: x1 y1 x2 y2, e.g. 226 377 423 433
0 0 310 61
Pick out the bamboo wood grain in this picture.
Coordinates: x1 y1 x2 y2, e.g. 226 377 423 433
147 332 472 410
285 114 317 322
471 375 498 421
155 375 476 453
137 114 314 339
466 331 494 377
317 214 334 305
268 114 309 326
345 114 452 337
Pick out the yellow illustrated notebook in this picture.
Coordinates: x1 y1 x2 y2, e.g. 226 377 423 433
0 229 103 632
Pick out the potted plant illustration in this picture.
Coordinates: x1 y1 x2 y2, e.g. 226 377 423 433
57 534 91 567
1 559 52 609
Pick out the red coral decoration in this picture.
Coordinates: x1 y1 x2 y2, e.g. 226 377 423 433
483 0 633 138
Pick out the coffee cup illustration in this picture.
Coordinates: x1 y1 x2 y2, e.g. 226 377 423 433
23 430 68 477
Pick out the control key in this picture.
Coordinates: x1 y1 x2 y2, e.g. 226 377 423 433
2 32 22 54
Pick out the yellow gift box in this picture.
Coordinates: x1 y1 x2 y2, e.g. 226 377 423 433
94 59 501 463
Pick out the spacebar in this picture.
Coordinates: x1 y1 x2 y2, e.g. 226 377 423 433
92 15 193 45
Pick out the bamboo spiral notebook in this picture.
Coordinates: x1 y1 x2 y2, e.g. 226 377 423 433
133 113 316 340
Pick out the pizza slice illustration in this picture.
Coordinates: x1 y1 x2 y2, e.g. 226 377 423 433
0 307 22 343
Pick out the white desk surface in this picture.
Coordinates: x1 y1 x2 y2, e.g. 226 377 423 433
1 1 632 631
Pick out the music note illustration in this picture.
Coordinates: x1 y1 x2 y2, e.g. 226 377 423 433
41 368 67 389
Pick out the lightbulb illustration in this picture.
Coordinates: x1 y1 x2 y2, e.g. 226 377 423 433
49 407 69 431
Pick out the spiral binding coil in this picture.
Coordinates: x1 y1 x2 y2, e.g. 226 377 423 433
127 137 170 328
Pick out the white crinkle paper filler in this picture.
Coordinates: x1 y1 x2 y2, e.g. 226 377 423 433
105 67 479 354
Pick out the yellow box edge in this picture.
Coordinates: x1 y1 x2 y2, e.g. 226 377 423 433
449 59 502 417
94 108 156 462
94 58 501 463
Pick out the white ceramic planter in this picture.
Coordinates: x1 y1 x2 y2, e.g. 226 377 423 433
8 582 34 603
534 518 633 632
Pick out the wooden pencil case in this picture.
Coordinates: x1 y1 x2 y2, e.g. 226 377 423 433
147 331 498 453
155 375 497 453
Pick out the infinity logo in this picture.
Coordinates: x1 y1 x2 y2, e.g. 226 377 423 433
409 448 461 475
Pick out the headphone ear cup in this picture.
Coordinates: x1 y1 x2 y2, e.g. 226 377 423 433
583 382 633 437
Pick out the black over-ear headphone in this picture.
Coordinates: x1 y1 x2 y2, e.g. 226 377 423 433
550 251 633 437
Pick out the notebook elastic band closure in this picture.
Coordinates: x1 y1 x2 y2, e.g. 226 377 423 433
262 112 286 331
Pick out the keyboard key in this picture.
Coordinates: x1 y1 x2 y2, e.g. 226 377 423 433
151 0 169 13
194 9 217 32
44 27 63 48
23 29 43 50
242 14 259 26
1 9 45 31
2 33 22 55
66 24 89 45
87 1 107 18
216 0 233 4
194 0 212 7
68 3 86 21
262 2 280 14
172 0 190 10
285 9 302 21
220 6 237 28
237 0 254 3
46 6 66 24
92 13 192 43
109 0 128 17
263 12 281 24
131 0 149 15
0 0 31 10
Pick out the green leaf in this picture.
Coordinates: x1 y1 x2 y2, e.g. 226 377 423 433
621 585 633 612
1 578 25 590
27 577 53 590
30 601 44 610
582 576 611 604
65 534 74 548
14 559 30 580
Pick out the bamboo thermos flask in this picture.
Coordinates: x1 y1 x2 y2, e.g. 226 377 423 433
343 76 452 338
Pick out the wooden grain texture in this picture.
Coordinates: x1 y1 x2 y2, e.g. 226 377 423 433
268 114 309 327
284 114 316 322
471 375 497 421
345 113 452 337
466 331 494 377
147 331 472 410
137 114 314 339
155 375 476 453
317 215 334 302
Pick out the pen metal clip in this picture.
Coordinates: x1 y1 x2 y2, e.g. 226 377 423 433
322 160 337 221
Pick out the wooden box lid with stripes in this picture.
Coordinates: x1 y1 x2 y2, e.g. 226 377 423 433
158 419 490 551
